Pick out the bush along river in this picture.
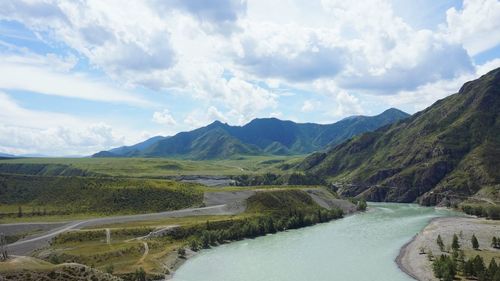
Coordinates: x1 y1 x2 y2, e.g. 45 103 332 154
171 203 458 281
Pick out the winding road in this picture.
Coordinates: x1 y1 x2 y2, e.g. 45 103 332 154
2 189 351 256
3 203 240 255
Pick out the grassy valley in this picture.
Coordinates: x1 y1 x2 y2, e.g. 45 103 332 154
0 155 302 178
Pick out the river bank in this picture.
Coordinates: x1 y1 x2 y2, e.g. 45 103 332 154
396 216 500 281
163 201 357 280
168 203 452 281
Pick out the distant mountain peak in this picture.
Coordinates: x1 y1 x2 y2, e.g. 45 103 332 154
381 108 406 114
206 120 228 128
93 108 410 159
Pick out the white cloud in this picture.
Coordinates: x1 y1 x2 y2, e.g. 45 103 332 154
444 0 500 55
152 109 177 126
332 91 364 117
0 0 499 157
207 106 227 122
0 53 151 106
386 59 500 112
301 100 316 112
0 0 176 87
151 0 246 34
183 106 229 129
0 92 126 155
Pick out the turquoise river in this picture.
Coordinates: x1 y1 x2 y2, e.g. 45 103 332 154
172 203 457 281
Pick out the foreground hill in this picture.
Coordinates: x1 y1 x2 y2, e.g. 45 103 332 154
301 68 500 205
93 109 409 159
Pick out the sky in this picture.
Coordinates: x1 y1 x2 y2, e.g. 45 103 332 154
0 0 499 156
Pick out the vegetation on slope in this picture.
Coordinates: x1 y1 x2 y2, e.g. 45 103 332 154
0 174 204 217
0 163 95 177
93 109 409 159
302 68 500 205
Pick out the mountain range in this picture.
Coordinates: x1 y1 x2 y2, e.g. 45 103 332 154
93 108 409 159
0 153 15 158
301 68 500 205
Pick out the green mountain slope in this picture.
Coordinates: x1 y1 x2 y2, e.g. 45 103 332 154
301 68 500 205
93 109 409 159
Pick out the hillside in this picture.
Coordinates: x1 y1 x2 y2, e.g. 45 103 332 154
301 68 500 205
93 109 409 159
0 174 204 216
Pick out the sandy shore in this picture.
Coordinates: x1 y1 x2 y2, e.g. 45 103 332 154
396 216 500 281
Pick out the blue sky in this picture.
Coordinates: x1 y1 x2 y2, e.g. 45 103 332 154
0 0 499 156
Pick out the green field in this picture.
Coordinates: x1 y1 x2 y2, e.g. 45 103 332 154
0 155 303 177
0 174 205 223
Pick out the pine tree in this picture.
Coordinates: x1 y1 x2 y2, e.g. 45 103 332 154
494 269 500 281
473 255 486 277
493 237 498 248
452 233 460 250
134 267 146 281
437 234 445 251
488 259 498 279
472 234 480 250
464 259 474 277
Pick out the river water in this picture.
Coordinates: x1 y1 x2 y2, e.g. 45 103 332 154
172 203 456 281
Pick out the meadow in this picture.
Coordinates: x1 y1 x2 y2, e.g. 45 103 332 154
0 155 303 177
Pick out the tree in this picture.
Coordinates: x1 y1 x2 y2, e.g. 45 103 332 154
493 237 498 248
488 259 498 279
464 259 474 278
177 247 186 258
494 269 500 281
472 234 480 250
432 255 456 281
134 267 146 281
357 199 367 211
437 235 445 251
473 255 486 277
452 233 460 250
189 238 201 251
0 233 8 261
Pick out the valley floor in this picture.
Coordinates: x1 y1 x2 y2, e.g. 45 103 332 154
0 187 354 280
397 216 500 281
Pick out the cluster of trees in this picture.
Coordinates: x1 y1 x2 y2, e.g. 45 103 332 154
0 174 203 216
52 230 107 244
185 208 343 251
433 254 500 281
436 233 480 252
461 204 500 220
53 227 154 245
492 237 500 249
352 198 367 211
232 172 326 186
432 232 500 280
15 206 48 218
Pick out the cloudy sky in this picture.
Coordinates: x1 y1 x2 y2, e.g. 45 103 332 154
0 0 499 156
